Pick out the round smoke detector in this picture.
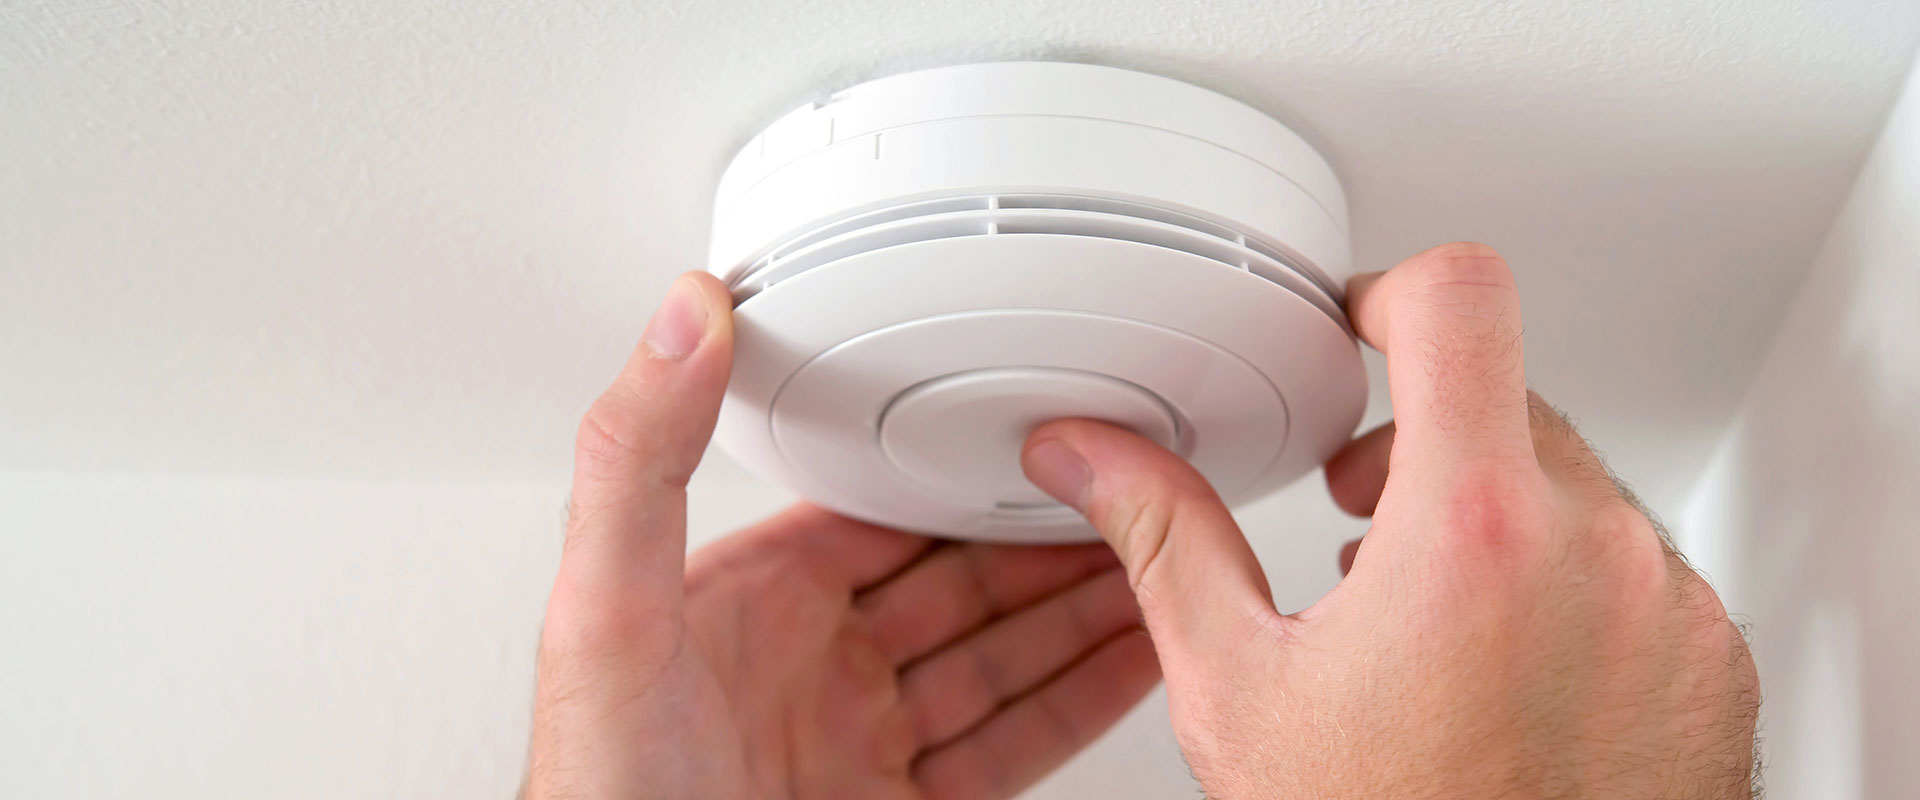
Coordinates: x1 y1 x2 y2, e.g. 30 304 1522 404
706 62 1366 543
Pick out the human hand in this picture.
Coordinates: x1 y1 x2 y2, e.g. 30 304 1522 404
523 273 1160 799
1020 243 1761 798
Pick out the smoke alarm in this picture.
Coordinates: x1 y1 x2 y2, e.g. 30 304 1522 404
705 62 1365 543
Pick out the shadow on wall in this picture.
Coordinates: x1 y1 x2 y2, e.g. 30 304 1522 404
1679 66 1919 797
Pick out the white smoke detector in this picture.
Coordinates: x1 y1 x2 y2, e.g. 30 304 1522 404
706 62 1365 543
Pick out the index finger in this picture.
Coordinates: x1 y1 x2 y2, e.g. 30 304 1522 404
1346 242 1533 473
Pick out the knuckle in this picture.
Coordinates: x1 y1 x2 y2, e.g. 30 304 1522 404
1096 488 1180 596
1578 503 1674 603
1666 576 1753 694
1422 471 1558 576
1118 501 1176 591
1405 241 1516 292
574 393 645 481
1724 616 1761 693
1671 565 1737 631
572 388 696 490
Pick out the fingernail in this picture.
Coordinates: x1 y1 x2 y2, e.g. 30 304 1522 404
1024 439 1092 511
642 277 707 360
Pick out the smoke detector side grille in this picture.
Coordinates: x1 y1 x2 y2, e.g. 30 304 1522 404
729 194 1345 326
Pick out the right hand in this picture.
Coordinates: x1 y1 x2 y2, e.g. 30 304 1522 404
1020 242 1760 798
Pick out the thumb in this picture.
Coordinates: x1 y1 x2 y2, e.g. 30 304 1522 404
1021 419 1279 665
531 272 734 800
557 271 734 616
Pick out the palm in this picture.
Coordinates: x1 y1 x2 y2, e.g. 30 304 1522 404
677 505 1158 799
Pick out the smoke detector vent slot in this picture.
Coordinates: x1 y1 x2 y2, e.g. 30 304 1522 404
730 195 1345 326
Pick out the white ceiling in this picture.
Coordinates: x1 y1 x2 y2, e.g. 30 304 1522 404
4 0 1918 514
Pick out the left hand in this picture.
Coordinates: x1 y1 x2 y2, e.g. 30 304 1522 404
523 272 1160 799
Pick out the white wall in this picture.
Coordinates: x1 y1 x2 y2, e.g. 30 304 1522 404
0 460 799 799
0 476 558 798
1680 59 1920 799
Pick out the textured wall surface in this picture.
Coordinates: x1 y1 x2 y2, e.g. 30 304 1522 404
4 1 1920 797
1681 57 1919 800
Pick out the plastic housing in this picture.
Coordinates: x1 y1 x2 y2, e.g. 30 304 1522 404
705 62 1365 543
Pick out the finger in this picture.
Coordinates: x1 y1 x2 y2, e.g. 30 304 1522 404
558 271 733 608
856 541 1118 665
899 568 1145 749
703 504 937 592
1325 421 1395 517
912 630 1159 800
1022 419 1278 670
531 272 734 797
1346 242 1533 473
1338 537 1362 576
